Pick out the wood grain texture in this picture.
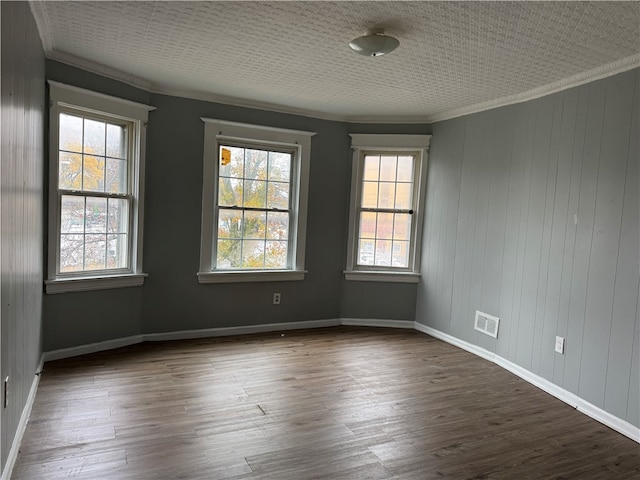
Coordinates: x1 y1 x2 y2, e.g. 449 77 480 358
12 327 640 479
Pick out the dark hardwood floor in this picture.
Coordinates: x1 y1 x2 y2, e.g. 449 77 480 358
12 326 640 479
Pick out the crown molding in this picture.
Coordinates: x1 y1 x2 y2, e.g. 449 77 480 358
426 53 640 123
45 50 640 126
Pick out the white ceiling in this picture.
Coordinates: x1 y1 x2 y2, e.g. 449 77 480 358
30 1 640 123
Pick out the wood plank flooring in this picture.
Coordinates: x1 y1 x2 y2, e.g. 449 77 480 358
12 326 640 479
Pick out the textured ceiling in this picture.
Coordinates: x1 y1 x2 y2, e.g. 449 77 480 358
30 1 640 123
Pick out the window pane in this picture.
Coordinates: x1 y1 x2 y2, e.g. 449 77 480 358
85 197 107 233
106 158 127 194
242 240 265 268
358 239 375 265
393 214 412 241
217 239 242 268
361 182 378 208
106 124 126 159
243 211 266 239
378 183 395 209
265 241 287 268
266 211 288 240
375 240 392 266
60 234 84 272
359 212 376 238
220 146 244 178
59 152 82 190
83 155 105 192
218 209 242 239
244 149 268 180
392 241 409 267
267 181 289 210
363 155 379 181
107 198 128 233
218 178 243 207
376 212 394 240
268 152 291 181
107 234 128 269
84 234 107 270
395 183 413 210
397 156 414 182
59 114 83 153
84 118 106 156
379 155 397 182
61 196 85 233
243 180 266 208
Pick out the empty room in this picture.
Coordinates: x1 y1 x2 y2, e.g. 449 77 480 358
1 1 639 479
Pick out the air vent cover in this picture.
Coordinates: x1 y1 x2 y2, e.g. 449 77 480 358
474 311 499 338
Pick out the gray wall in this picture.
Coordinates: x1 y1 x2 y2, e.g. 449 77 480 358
42 61 428 349
417 68 639 428
1 1 45 468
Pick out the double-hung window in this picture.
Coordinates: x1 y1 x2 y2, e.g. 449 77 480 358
198 119 315 283
46 82 154 293
345 134 430 283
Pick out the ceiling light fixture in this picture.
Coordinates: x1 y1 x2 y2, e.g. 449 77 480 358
349 28 399 57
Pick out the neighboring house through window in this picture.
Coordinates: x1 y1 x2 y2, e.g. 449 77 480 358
198 118 315 283
345 134 431 283
45 82 154 294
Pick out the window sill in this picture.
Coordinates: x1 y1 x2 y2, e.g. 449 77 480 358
197 270 307 284
45 273 148 294
344 270 420 283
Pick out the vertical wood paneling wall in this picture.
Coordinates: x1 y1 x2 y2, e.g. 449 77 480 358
0 1 45 469
417 69 639 428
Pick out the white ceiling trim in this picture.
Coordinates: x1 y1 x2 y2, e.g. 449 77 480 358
46 49 640 126
426 53 640 123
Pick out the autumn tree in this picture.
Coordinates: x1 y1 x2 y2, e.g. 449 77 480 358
216 145 291 269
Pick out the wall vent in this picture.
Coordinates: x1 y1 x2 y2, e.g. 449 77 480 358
474 311 499 338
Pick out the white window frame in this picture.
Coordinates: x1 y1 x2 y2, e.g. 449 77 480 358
198 118 315 284
45 81 154 294
344 134 431 283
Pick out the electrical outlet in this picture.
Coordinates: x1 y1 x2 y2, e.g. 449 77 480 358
273 293 281 305
555 336 565 354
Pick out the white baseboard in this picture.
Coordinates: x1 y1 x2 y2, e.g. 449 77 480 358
1 356 44 480
142 319 341 342
42 319 343 360
341 318 415 329
414 322 640 443
43 335 143 362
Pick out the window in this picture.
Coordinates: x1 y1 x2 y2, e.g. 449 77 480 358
345 134 431 283
46 82 154 294
198 119 315 283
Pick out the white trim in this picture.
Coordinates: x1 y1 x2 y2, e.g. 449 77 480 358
43 50 639 124
42 320 342 360
142 319 341 342
197 270 306 284
343 271 420 283
414 322 640 443
349 134 431 149
47 83 153 292
427 54 640 123
1 356 44 480
43 335 144 362
45 273 148 294
341 318 415 329
345 134 430 280
201 118 316 138
47 81 155 120
199 118 315 278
